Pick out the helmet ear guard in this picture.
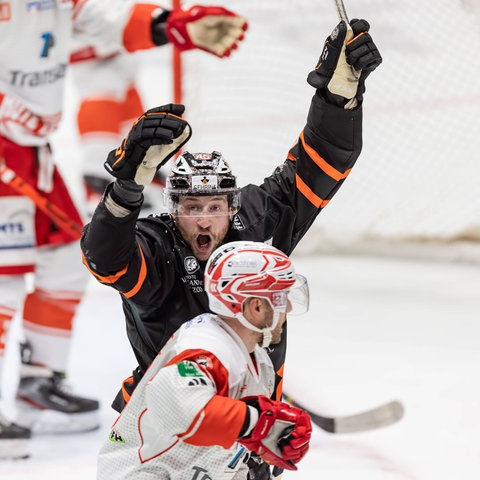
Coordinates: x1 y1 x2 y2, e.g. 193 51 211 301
164 151 241 216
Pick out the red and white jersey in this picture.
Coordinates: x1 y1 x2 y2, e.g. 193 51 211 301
97 313 275 480
0 0 161 146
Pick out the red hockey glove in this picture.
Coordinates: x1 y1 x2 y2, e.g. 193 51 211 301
165 5 248 58
104 104 191 186
238 396 312 471
307 19 381 107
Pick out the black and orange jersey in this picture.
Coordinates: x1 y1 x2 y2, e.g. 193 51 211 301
81 91 362 411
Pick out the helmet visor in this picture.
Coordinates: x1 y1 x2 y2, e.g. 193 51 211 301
263 274 309 316
165 190 241 217
287 274 310 315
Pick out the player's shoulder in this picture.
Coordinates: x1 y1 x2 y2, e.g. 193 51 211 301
177 314 248 365
136 214 176 241
178 314 231 345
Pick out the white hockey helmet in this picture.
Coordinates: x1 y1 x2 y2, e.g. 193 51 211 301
204 241 309 347
164 151 240 216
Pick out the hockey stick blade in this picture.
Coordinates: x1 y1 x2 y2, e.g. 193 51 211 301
284 394 405 434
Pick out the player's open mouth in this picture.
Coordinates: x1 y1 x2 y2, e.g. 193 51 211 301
196 234 212 251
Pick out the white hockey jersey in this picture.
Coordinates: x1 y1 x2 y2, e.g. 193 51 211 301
0 0 161 146
97 313 275 480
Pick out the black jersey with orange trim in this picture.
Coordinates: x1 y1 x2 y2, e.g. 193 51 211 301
81 91 362 411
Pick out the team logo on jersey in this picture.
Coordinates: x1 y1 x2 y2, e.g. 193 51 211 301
108 429 125 444
191 466 213 480
184 256 199 274
0 202 35 249
177 361 204 378
194 355 212 370
0 2 11 21
232 214 245 230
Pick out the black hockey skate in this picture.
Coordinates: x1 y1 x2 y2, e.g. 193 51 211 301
15 343 100 434
0 414 31 460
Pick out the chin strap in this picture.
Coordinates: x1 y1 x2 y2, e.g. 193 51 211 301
236 310 282 348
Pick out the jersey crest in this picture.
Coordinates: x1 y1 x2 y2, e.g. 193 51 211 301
184 256 199 274
232 214 245 230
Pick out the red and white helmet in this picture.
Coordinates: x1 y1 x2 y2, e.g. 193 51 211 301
205 241 309 347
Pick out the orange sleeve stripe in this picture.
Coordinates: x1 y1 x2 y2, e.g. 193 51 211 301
81 241 146 296
121 376 134 404
123 244 147 298
296 174 330 209
287 152 296 162
123 4 158 52
81 251 128 284
275 364 285 402
183 395 247 448
299 130 352 181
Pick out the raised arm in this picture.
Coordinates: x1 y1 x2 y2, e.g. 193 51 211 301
260 19 382 253
80 104 190 288
73 1 247 57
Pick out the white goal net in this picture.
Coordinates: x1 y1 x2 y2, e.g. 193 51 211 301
180 0 480 262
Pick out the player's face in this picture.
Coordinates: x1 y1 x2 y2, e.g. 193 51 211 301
259 301 286 346
174 196 231 261
269 311 287 345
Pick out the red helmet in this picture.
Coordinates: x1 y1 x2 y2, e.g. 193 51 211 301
205 241 297 318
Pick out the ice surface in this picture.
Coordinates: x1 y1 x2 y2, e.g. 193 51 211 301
1 255 479 479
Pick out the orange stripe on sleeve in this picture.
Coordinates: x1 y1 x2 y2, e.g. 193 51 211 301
81 251 128 284
287 152 296 162
121 376 135 405
275 364 285 402
183 395 247 448
123 244 147 298
299 131 352 181
81 241 146 296
123 4 158 52
296 174 330 209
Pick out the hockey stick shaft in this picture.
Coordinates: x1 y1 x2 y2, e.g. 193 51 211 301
284 393 404 434
333 0 349 23
0 158 83 240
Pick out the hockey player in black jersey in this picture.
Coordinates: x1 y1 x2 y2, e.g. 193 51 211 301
81 18 381 479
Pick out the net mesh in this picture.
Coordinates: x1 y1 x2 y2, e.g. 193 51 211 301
180 0 480 262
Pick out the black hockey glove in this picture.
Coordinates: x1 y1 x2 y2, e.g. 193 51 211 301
104 104 192 186
346 19 382 104
307 19 382 108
